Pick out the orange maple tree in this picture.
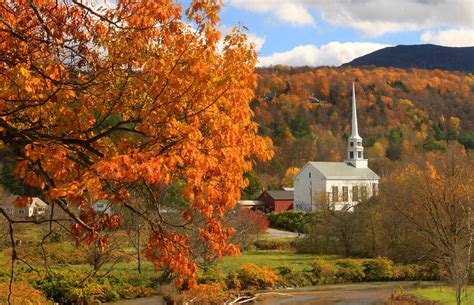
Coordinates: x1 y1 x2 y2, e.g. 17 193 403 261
0 0 272 286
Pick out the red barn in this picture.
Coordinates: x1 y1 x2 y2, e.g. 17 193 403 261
258 190 294 212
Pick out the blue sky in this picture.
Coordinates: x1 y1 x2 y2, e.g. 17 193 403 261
215 0 474 66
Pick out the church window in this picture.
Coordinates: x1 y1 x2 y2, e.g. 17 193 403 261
372 183 378 196
361 186 367 199
350 152 354 159
332 186 338 202
357 142 362 147
309 172 311 178
342 186 348 201
352 186 359 201
358 151 362 158
350 142 354 147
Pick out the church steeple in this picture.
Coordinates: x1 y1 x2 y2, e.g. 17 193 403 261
350 82 360 140
346 83 368 168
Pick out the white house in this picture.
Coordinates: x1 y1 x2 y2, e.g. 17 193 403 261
91 200 115 215
293 83 380 211
0 194 49 219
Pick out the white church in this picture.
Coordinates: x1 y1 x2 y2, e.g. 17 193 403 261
293 83 380 212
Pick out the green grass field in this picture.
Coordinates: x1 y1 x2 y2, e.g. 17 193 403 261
215 250 336 273
410 286 474 305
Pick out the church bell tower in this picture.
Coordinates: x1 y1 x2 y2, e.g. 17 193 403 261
346 83 368 168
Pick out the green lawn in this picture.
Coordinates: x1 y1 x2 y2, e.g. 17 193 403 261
410 286 474 305
215 250 335 273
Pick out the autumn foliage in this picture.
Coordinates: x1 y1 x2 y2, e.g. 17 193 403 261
0 0 272 286
253 65 473 186
239 209 269 233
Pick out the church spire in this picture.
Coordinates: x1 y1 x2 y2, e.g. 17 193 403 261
351 82 361 140
346 82 367 168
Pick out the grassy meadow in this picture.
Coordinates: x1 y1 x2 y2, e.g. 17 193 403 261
409 286 474 305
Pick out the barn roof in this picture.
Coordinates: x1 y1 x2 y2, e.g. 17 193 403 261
262 190 294 200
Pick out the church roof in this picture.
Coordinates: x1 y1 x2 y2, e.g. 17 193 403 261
300 162 380 180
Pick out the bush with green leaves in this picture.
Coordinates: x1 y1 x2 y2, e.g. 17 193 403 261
198 267 227 285
362 257 395 281
227 264 280 290
30 270 161 304
335 259 365 283
267 211 308 233
277 266 314 287
311 258 338 284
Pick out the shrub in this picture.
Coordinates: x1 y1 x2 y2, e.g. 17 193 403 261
32 271 80 304
228 264 280 290
277 267 313 287
335 259 365 283
293 236 323 254
31 270 162 303
183 283 234 304
362 257 394 281
245 244 257 252
121 286 154 299
393 265 417 280
470 263 474 283
415 262 442 281
198 267 227 285
267 211 308 233
0 282 52 305
311 258 337 284
240 210 269 233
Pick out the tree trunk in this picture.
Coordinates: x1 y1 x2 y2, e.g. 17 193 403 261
370 215 376 256
455 285 461 305
137 225 142 274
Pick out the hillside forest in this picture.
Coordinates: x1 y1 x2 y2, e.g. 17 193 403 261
248 66 474 193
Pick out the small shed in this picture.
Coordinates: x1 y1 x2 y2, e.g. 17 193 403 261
258 190 294 212
237 200 265 211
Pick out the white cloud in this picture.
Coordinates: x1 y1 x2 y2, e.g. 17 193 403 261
275 3 315 27
228 0 315 27
313 0 473 36
421 28 474 47
247 32 266 52
257 42 391 67
227 0 473 36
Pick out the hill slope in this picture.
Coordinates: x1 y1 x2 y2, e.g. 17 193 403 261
342 44 474 72
250 66 474 189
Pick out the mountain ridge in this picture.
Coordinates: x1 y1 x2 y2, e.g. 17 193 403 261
341 44 474 72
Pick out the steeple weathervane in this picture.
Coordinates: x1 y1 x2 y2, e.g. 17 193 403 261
346 83 368 168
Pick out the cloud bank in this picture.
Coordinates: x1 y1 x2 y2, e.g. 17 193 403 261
228 0 315 27
421 28 474 47
257 42 391 67
228 0 473 37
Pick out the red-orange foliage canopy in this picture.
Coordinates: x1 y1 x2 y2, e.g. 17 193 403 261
0 0 272 286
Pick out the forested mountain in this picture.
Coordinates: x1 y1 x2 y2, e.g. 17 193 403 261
251 66 474 189
342 44 474 72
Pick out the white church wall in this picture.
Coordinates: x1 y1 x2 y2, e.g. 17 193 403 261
294 176 379 212
325 179 379 211
293 164 326 212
